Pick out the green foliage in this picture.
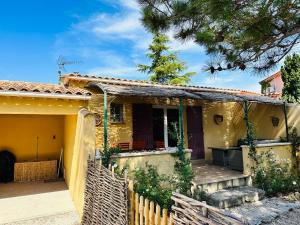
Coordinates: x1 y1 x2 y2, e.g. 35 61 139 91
243 102 257 161
289 126 300 157
133 164 175 209
174 158 194 195
138 33 196 85
253 151 299 197
101 146 121 168
281 54 300 103
139 0 300 73
192 189 208 202
260 82 271 95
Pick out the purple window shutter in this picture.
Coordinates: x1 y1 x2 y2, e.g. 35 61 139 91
132 104 154 149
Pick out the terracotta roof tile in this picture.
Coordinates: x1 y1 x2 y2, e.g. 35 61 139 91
0 80 91 97
259 71 281 84
62 73 260 96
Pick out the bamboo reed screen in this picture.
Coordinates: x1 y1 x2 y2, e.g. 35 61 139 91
14 160 57 182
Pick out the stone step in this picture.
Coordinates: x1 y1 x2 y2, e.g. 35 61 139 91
207 186 265 209
195 175 252 194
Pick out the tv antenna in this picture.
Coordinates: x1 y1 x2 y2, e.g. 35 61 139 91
57 55 82 75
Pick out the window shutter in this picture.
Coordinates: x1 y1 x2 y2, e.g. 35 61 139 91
132 104 154 149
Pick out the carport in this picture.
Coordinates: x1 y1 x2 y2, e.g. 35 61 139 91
0 81 95 223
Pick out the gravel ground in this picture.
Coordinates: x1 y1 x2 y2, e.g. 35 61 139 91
265 208 300 225
230 197 300 225
2 211 80 225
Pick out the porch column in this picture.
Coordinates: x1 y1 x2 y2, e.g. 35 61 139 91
243 101 251 142
283 101 289 142
178 97 184 151
103 90 108 150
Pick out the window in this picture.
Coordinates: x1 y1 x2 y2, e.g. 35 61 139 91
110 103 124 123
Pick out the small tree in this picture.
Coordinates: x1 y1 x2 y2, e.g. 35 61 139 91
138 33 195 85
281 54 300 103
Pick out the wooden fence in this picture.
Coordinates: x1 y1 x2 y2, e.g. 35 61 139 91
172 192 244 225
129 182 174 225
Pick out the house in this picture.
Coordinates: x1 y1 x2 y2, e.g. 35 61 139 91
260 71 283 98
60 74 298 175
0 80 95 216
1 74 299 218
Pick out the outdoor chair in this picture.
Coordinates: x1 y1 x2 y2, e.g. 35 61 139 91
118 142 130 151
132 141 146 150
155 141 165 149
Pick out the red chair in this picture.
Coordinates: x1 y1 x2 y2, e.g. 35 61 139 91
155 141 165 149
118 142 130 151
132 141 146 150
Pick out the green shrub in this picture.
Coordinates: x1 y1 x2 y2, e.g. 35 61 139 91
253 151 299 196
133 164 175 209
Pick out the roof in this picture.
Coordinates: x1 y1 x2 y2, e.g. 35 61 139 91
0 80 91 99
89 82 201 99
61 73 259 95
194 92 283 105
259 71 281 84
63 73 285 105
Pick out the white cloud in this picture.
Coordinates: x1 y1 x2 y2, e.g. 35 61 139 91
53 0 261 92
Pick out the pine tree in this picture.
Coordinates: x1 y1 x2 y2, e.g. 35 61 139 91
281 54 300 103
138 33 195 85
138 0 300 73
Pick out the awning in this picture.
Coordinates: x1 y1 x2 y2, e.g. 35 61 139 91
88 82 285 105
194 91 284 105
88 82 201 99
194 92 244 102
235 94 284 105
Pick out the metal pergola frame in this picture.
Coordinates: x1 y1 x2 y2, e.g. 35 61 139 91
88 81 292 151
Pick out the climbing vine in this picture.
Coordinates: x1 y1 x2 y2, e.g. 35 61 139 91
243 101 257 162
101 146 121 168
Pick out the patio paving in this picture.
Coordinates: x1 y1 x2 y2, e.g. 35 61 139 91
192 160 248 184
0 181 79 224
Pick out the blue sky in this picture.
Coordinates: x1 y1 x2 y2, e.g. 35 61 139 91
0 0 282 92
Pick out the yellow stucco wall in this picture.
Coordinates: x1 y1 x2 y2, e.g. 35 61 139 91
201 102 300 161
0 96 87 115
68 110 96 218
242 144 293 175
63 115 78 186
0 114 64 162
113 151 191 176
202 102 244 160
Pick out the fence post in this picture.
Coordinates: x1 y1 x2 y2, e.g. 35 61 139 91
135 193 139 225
162 209 168 225
129 181 135 225
149 201 155 225
155 204 161 225
144 198 149 225
139 196 144 225
169 213 174 225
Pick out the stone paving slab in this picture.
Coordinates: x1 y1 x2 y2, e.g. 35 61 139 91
207 186 265 208
192 161 246 184
229 198 300 225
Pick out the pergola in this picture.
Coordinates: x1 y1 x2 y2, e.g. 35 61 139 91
88 82 290 151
